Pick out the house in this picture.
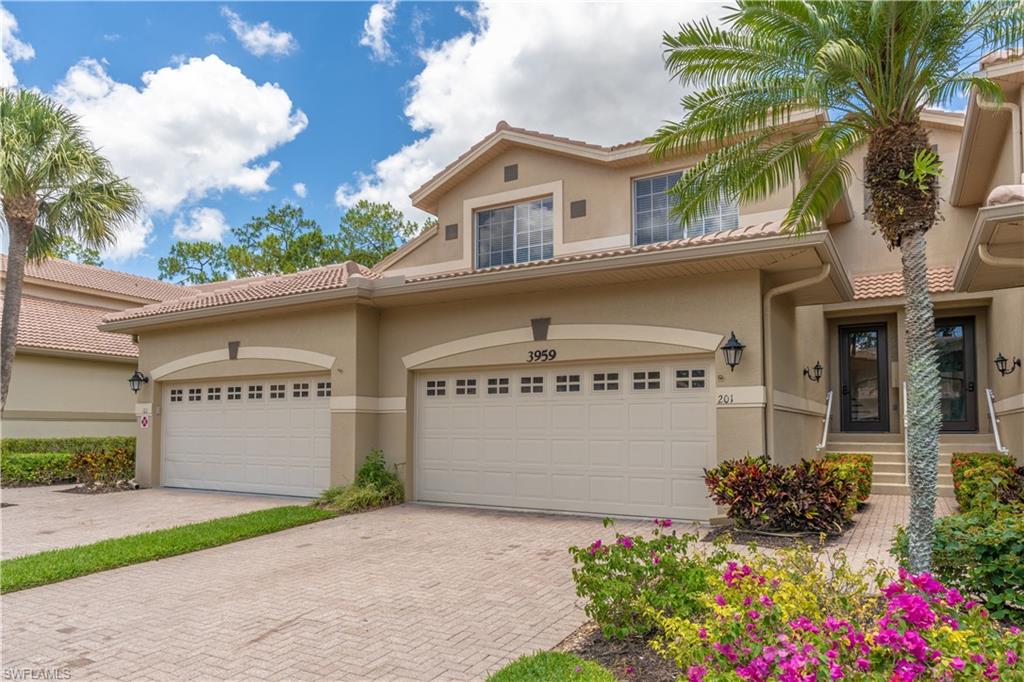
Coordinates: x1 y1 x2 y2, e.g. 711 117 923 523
0 256 185 438
99 55 1023 518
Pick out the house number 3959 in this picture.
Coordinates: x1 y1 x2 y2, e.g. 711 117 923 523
527 349 557 363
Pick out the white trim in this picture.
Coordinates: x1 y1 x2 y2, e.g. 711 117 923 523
716 385 766 408
402 324 724 369
329 396 407 413
994 392 1024 416
772 390 827 416
151 346 335 380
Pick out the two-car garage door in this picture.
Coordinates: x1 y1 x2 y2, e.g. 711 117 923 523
415 360 716 519
162 376 331 497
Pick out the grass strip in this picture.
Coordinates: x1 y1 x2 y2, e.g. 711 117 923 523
1 505 335 593
487 652 616 682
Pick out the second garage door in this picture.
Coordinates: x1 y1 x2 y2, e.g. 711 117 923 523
415 360 716 519
162 376 332 497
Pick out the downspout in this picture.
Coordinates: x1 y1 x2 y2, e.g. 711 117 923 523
976 94 1023 184
762 263 832 460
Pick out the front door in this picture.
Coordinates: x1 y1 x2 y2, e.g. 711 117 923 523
936 317 978 432
839 323 890 432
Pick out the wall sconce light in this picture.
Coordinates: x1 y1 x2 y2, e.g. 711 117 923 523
994 352 1021 377
803 361 824 383
721 331 745 372
128 370 149 393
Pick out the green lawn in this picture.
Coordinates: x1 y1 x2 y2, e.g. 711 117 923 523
487 652 615 682
1 505 336 593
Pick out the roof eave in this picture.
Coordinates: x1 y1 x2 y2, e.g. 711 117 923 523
15 346 138 363
954 201 1024 291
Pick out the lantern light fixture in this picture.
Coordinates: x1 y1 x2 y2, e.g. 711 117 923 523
721 331 745 372
994 352 1021 377
128 370 149 394
803 361 824 383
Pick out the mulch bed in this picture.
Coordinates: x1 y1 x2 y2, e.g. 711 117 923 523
58 481 138 495
699 525 846 549
555 621 678 682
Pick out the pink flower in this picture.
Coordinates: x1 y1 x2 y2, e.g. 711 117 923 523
1008 650 1019 666
945 588 964 606
715 594 727 607
617 536 634 549
856 658 870 672
687 665 706 682
747 609 761 621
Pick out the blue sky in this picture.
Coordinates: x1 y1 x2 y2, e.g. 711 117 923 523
2 2 977 280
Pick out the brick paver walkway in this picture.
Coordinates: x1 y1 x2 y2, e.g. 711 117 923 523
1 504 646 681
0 495 947 680
0 485 295 559
830 493 957 569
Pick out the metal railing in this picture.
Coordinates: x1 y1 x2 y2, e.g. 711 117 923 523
986 388 1010 455
902 382 910 484
816 390 834 452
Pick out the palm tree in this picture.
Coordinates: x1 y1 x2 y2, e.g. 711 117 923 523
1 88 142 410
651 1 1022 571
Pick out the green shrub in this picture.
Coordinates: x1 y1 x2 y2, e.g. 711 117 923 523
704 456 856 534
568 518 731 640
316 450 403 513
1 436 135 456
891 507 1024 625
487 652 615 682
951 451 1014 489
0 452 75 485
69 448 134 485
955 461 1024 511
823 452 872 503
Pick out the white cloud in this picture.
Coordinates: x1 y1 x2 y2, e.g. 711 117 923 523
102 33 121 42
53 55 307 259
221 7 297 57
0 6 35 88
292 182 307 198
359 0 398 62
102 214 154 262
336 2 727 219
172 207 230 242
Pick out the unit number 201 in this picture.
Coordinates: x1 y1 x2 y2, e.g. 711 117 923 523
527 349 557 363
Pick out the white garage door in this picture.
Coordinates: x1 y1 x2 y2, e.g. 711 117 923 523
415 360 716 519
162 376 332 497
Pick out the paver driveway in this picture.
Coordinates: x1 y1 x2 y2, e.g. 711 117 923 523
1 485 296 559
2 504 646 681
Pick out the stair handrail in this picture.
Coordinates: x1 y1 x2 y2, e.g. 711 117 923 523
902 381 910 484
986 388 1010 455
816 389 834 452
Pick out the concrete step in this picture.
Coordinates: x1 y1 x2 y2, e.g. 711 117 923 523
870 471 953 486
871 483 956 498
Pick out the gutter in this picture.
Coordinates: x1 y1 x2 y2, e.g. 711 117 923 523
762 263 832 460
977 243 1024 269
976 94 1023 184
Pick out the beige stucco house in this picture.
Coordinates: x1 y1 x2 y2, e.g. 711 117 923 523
0 256 185 438
99 55 1023 519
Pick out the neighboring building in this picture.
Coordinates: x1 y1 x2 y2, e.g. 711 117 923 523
101 56 1023 518
0 256 185 438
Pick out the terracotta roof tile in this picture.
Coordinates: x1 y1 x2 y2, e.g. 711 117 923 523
1 295 137 358
406 222 785 283
104 261 381 323
1 254 185 302
852 267 955 300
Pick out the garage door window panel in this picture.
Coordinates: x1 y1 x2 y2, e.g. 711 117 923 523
592 372 620 392
169 388 183 403
455 378 477 396
675 368 708 390
292 382 310 398
248 385 263 400
227 386 242 401
316 381 331 397
207 387 221 401
269 384 286 400
426 379 446 397
555 374 582 393
520 376 544 394
188 388 202 402
487 377 510 395
632 370 662 391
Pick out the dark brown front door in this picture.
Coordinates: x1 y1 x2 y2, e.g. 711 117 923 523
839 323 890 432
936 317 978 432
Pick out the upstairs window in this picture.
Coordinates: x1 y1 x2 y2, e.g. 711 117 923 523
633 171 738 245
476 197 554 268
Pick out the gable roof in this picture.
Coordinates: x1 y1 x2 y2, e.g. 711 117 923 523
2 295 138 358
102 261 381 324
0 254 186 302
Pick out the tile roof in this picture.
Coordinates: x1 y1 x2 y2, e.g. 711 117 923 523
0 254 185 302
2 295 138 358
406 222 785 282
103 261 381 323
852 267 955 300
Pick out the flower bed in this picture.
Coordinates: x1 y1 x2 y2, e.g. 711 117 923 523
704 456 856 535
823 452 873 506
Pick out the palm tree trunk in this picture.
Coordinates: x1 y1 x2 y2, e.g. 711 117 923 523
900 229 942 572
1 217 32 412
